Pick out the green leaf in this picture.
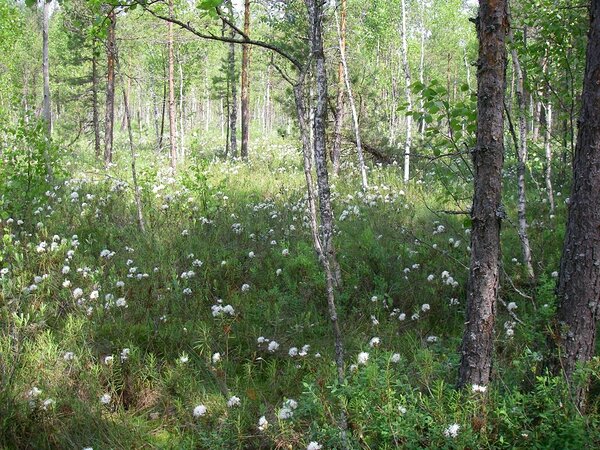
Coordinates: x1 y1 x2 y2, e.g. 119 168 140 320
197 0 223 10
25 0 37 8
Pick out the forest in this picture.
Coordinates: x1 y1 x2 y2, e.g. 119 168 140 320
1 0 600 448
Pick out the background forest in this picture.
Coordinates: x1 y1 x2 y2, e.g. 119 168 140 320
1 0 599 448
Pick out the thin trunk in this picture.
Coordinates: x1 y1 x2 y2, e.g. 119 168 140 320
418 1 426 135
41 0 54 179
533 99 541 142
509 31 534 280
104 8 116 166
458 0 508 389
122 86 145 233
240 0 250 159
401 0 412 183
179 58 185 162
555 0 600 409
226 0 238 158
159 75 166 150
168 0 177 169
331 0 347 176
304 0 347 440
544 103 555 212
336 10 368 191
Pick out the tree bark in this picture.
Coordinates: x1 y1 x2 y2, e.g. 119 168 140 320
92 37 101 159
544 102 555 212
400 0 412 183
226 0 238 158
331 0 346 176
167 0 177 169
555 0 600 409
104 8 116 166
122 86 145 233
304 0 347 440
240 0 250 160
458 0 508 389
335 10 368 191
41 0 54 179
509 32 534 280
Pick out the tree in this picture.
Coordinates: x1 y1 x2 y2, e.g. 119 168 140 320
331 0 346 176
555 0 600 409
458 0 508 389
240 0 250 160
167 0 177 169
400 0 412 182
104 6 116 166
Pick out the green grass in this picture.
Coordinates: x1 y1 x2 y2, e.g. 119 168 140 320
1 140 599 449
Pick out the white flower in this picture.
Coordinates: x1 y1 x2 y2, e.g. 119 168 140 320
426 335 438 343
276 268 283 276
257 336 267 344
183 288 192 296
28 387 42 398
193 404 207 417
282 248 289 256
73 288 83 299
227 396 241 408
42 398 55 410
104 355 114 365
472 384 487 393
62 266 70 274
116 281 125 288
179 353 189 363
248 251 255 258
268 341 279 352
100 393 111 405
116 298 127 307
371 295 378 302
63 351 75 361
90 290 99 300
258 415 269 431
507 302 517 311
444 423 460 438
212 352 221 364
120 348 130 361
369 337 380 348
427 274 435 282
288 347 298 357
551 271 559 278
357 352 369 365
307 443 322 450
398 405 407 414
391 353 401 363
241 283 250 292
398 313 406 321
421 303 430 312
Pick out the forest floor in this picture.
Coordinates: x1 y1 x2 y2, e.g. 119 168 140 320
1 141 598 449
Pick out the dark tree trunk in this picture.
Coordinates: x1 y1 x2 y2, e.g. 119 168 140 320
226 0 238 158
240 0 250 160
458 0 508 389
555 0 600 409
104 9 116 166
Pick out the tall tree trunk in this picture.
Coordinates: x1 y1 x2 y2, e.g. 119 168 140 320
544 102 555 212
92 41 101 158
104 8 116 166
331 0 346 176
304 0 347 440
226 0 238 158
167 0 177 169
179 58 185 162
335 10 368 191
122 86 145 233
41 0 54 179
509 32 534 280
418 0 426 136
400 0 413 183
555 0 600 409
240 0 250 160
458 0 508 389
